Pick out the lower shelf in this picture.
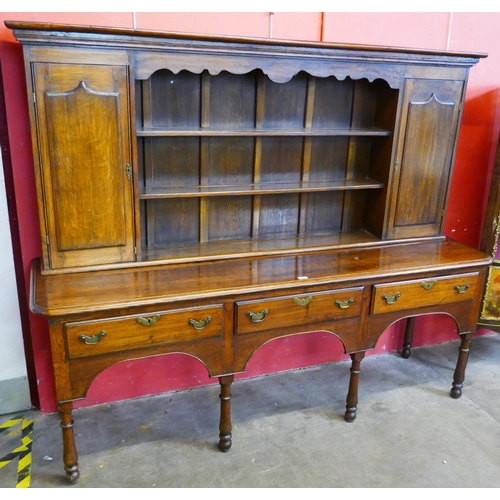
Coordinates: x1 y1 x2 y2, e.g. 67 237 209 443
140 231 381 264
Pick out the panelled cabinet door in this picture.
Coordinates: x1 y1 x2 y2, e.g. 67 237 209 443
387 78 464 239
32 63 135 270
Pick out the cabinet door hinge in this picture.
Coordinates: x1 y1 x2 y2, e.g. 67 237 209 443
33 92 36 105
134 246 137 255
126 164 132 181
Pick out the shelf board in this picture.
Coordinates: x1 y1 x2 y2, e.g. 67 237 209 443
140 231 381 264
137 127 392 137
139 178 384 199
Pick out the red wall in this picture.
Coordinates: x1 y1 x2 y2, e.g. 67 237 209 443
1 12 499 414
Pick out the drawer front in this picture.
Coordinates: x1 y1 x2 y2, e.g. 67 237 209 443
236 288 363 335
66 305 223 359
371 272 479 315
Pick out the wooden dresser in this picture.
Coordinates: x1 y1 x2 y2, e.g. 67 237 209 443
6 21 492 483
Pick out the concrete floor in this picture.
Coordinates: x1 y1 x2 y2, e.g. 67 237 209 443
1 333 500 488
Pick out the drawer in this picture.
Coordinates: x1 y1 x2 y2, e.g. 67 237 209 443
65 305 223 359
236 288 363 335
371 272 479 315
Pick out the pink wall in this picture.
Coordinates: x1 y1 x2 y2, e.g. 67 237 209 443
1 12 498 414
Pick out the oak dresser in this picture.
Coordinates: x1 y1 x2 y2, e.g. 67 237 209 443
6 21 492 483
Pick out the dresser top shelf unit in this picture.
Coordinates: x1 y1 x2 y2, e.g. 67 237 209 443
6 21 486 274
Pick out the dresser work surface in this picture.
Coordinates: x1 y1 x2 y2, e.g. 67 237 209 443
33 240 488 317
6 20 491 483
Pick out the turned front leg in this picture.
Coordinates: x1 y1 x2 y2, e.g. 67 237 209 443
58 402 80 484
402 317 415 359
345 351 365 423
218 375 234 452
450 332 474 399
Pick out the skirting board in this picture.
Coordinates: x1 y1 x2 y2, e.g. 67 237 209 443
0 376 31 415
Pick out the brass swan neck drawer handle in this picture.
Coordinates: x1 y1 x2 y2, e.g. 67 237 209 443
294 296 312 307
79 330 106 345
421 281 437 290
335 297 354 309
188 316 212 330
246 309 269 323
136 315 160 327
454 283 471 294
382 292 401 305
